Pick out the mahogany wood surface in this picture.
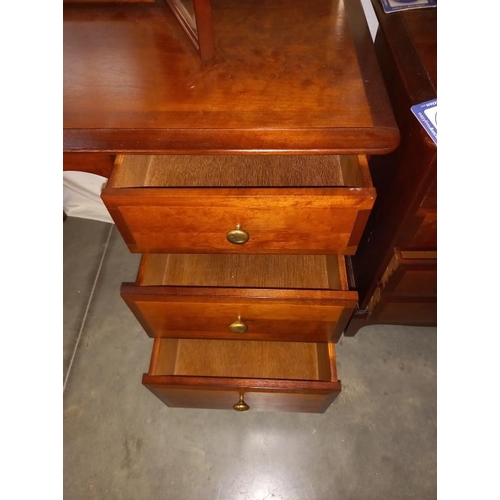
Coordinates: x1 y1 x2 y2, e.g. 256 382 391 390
151 339 327 379
108 154 370 188
165 0 215 60
136 254 349 289
379 251 437 298
102 154 376 254
122 253 356 342
121 287 357 342
63 0 399 155
64 0 155 3
63 0 398 412
63 153 115 178
369 298 437 327
192 0 214 60
142 339 341 412
345 2 437 335
143 383 340 413
103 186 375 254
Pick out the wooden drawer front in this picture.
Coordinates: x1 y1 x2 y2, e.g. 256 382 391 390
143 382 340 413
122 253 357 342
370 297 437 326
102 153 375 255
121 287 357 342
143 339 341 413
380 250 437 298
102 187 374 254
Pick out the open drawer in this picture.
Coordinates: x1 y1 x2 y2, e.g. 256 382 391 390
101 154 375 254
121 253 358 342
143 338 341 413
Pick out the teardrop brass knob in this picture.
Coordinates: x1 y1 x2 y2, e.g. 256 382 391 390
229 316 248 334
226 224 249 245
233 395 250 412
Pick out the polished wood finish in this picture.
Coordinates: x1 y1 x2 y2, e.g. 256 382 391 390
136 254 349 288
64 1 155 3
63 0 399 155
121 254 357 342
143 339 341 412
64 0 398 412
102 154 376 254
379 250 437 299
165 0 215 60
363 250 437 327
345 2 437 335
63 153 115 178
108 154 369 188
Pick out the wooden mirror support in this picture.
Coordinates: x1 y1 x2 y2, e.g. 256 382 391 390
165 0 215 60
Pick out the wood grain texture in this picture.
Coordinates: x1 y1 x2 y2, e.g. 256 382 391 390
379 250 436 298
143 339 341 412
109 154 356 188
152 339 324 379
137 254 345 289
121 254 357 342
122 291 357 342
63 0 399 153
102 187 375 254
142 383 340 413
369 298 437 326
347 3 437 333
102 153 375 254
63 153 115 178
64 0 155 2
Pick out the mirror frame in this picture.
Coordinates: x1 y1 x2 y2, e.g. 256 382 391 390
165 0 215 60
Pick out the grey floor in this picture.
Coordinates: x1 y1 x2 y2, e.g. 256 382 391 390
63 216 437 500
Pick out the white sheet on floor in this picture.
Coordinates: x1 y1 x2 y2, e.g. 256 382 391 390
63 171 114 224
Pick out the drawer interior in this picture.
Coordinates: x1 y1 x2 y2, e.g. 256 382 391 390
137 254 349 290
149 338 337 382
107 154 372 188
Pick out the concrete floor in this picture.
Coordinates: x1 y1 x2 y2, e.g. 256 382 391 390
63 216 437 500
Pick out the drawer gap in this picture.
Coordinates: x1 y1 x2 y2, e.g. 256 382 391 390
109 154 370 188
138 254 347 290
149 338 336 382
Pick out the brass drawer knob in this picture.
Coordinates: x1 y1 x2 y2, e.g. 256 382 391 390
233 395 250 412
229 316 248 334
226 224 249 245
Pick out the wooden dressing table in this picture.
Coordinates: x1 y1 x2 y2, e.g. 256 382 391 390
63 0 399 413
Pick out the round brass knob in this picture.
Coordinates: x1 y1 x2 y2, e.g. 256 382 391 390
233 395 250 412
229 316 248 334
226 224 249 245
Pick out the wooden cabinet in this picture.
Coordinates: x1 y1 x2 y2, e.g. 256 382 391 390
64 0 399 413
345 2 437 336
104 150 372 412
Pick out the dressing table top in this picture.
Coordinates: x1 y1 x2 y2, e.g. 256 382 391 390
63 0 399 154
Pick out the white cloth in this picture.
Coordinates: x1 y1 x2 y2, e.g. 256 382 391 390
63 171 114 224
